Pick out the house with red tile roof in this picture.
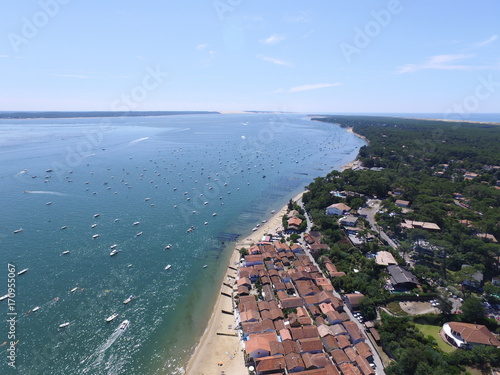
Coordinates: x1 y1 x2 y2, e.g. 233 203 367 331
302 352 335 370
281 296 304 309
330 349 349 365
354 341 373 362
443 322 500 348
245 332 278 359
298 337 324 354
343 321 365 344
285 352 306 373
255 354 286 374
240 309 261 323
344 293 365 312
283 339 300 355
338 362 361 375
336 334 353 349
321 334 340 351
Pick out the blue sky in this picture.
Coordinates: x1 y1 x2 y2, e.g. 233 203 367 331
0 0 499 113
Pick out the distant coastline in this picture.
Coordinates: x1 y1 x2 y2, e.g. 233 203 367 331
0 111 220 120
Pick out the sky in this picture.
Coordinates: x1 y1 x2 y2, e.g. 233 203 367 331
0 0 499 113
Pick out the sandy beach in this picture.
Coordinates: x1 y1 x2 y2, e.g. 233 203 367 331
185 191 304 375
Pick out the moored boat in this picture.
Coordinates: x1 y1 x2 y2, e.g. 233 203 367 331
164 244 172 250
32 306 40 312
110 249 120 256
105 313 118 322
62 250 70 255
123 295 135 304
136 232 143 236
164 264 171 271
70 287 78 293
59 322 70 328
92 234 100 239
0 294 9 301
18 268 29 275
13 228 23 234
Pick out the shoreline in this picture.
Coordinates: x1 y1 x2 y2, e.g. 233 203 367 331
184 121 369 375
184 191 303 375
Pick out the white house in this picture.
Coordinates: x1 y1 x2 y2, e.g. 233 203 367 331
326 203 351 216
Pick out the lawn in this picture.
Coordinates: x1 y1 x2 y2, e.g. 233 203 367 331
415 323 455 353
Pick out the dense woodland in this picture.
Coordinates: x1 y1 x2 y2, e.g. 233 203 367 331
302 115 500 374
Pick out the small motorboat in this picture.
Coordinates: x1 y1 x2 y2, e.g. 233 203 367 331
105 313 118 322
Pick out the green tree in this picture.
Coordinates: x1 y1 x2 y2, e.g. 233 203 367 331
461 296 486 324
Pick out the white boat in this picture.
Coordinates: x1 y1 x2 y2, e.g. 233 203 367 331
203 265 208 269
144 197 150 201
110 249 120 256
252 227 258 231
136 232 143 236
70 287 78 293
164 264 172 271
0 294 9 301
46 202 52 205
186 226 195 233
13 228 23 234
105 313 118 322
204 222 208 225
133 221 140 226
117 319 129 331
123 295 135 304
62 250 70 255
92 234 100 239
60 226 68 230
32 306 40 312
271 210 276 214
164 244 172 250
212 213 217 216
110 244 118 249
18 268 29 275
59 322 70 328
93 213 100 218
91 223 97 228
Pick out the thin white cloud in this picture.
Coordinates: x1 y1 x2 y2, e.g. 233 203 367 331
49 73 129 79
258 55 293 67
0 54 9 58
285 12 311 23
271 82 341 94
289 82 342 92
397 54 475 74
260 34 286 45
196 43 209 51
476 35 497 47
50 73 89 79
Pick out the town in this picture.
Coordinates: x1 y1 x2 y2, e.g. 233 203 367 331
230 116 500 375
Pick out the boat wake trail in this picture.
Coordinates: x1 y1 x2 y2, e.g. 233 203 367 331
24 190 67 196
128 137 149 146
80 327 127 373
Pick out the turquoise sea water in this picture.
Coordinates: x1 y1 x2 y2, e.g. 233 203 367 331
0 113 365 374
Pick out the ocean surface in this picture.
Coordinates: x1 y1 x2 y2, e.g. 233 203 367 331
0 113 366 375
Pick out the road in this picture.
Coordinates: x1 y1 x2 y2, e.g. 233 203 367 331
297 197 386 375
